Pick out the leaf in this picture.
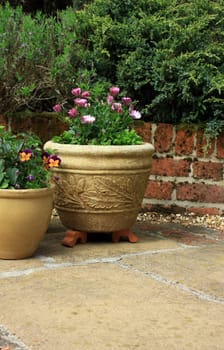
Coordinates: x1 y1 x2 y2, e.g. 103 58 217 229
0 159 5 171
6 167 18 185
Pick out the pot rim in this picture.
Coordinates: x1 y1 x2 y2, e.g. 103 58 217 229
0 186 54 198
44 141 154 155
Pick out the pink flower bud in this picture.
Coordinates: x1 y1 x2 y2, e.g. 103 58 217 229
80 115 96 124
53 104 61 113
68 108 78 118
81 91 90 98
71 87 81 96
109 86 120 97
129 109 141 120
74 98 88 107
122 97 132 106
107 95 114 105
111 103 123 114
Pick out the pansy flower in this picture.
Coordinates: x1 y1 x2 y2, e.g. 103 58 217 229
27 174 35 181
47 155 61 168
19 149 32 162
42 151 50 163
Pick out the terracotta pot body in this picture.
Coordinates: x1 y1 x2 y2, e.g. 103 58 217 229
0 187 54 259
44 141 154 233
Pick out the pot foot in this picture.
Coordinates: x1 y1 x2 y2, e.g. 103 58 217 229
62 230 87 247
112 229 138 243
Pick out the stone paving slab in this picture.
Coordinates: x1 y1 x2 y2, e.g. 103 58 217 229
36 232 181 264
122 244 224 300
1 264 224 350
135 221 224 245
0 217 224 350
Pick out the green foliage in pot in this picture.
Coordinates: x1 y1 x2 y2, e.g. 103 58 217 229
0 126 61 189
52 84 143 145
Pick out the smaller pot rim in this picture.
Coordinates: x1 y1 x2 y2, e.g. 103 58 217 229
0 186 55 198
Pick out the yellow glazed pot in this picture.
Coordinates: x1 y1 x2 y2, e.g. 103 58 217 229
0 187 54 259
44 141 154 233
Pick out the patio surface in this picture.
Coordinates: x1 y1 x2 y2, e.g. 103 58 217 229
0 214 224 350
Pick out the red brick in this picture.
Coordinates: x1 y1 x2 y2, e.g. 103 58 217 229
176 183 224 203
193 161 223 181
186 207 220 215
0 114 7 127
217 131 224 159
154 123 173 152
175 128 194 155
151 157 190 177
145 180 174 200
135 122 151 143
11 113 67 142
196 130 215 157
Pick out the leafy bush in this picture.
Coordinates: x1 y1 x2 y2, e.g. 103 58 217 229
0 4 57 116
65 0 224 136
0 4 87 118
0 0 224 139
146 0 224 127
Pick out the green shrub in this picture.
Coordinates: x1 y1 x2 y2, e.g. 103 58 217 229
0 4 57 116
0 4 88 118
0 0 224 139
71 0 224 138
146 0 224 127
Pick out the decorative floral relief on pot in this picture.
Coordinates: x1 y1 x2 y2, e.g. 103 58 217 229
54 173 148 211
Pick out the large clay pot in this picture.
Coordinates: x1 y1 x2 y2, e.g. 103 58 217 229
0 187 54 259
44 141 154 233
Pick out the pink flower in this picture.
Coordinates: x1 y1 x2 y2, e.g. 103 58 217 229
122 97 132 106
53 104 61 113
68 108 78 118
109 86 120 97
80 115 96 124
74 98 88 107
111 102 123 114
129 109 141 120
71 87 81 96
107 95 114 105
81 91 90 98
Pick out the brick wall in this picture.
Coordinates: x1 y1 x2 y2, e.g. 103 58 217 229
1 115 224 215
136 123 224 215
0 113 67 142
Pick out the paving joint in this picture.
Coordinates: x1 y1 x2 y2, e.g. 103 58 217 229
0 325 30 350
1 244 223 306
0 246 199 279
115 261 224 305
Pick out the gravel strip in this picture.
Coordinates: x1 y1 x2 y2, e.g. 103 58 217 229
137 212 224 231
